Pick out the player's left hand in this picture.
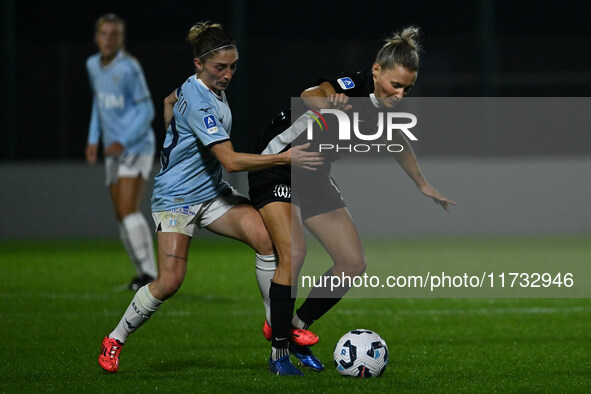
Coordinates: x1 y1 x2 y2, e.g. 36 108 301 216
418 183 456 212
104 142 124 157
288 143 324 171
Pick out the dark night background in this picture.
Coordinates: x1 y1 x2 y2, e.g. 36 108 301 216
1 0 590 161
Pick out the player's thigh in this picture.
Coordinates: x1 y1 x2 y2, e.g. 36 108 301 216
205 202 273 254
258 202 306 270
107 154 152 216
304 207 366 274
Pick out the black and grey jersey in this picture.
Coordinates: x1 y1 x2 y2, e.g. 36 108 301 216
253 71 375 153
315 71 374 97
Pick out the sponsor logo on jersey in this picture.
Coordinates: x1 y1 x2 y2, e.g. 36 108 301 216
203 114 218 134
98 91 125 110
273 184 291 199
337 77 355 90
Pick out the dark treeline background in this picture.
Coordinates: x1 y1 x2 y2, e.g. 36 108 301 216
2 0 590 161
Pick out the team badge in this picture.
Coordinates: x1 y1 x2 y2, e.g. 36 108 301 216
337 77 355 90
203 114 219 134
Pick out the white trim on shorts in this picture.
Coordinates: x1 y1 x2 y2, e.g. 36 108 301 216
104 154 154 186
151 188 248 237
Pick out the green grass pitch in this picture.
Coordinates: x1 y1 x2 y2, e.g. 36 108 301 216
1 236 591 392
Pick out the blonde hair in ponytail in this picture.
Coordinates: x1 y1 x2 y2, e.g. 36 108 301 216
375 26 421 71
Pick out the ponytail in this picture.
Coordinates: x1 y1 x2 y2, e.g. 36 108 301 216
375 26 421 71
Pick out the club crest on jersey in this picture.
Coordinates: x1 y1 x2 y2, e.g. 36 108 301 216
337 77 355 90
203 114 218 134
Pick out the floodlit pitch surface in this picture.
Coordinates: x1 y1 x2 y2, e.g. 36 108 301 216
1 237 590 392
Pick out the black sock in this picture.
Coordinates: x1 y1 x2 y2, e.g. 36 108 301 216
295 268 351 327
270 281 296 351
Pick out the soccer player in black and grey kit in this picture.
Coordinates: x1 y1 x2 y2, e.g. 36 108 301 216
250 26 455 375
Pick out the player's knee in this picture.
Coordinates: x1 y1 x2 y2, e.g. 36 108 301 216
151 275 183 300
276 242 306 272
252 230 274 255
356 257 367 276
290 244 307 272
340 255 367 277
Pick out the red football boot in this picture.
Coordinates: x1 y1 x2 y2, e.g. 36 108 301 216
262 319 319 346
99 336 124 373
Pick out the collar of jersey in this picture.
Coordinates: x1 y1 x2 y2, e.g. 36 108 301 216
195 77 224 101
100 50 123 71
369 93 381 108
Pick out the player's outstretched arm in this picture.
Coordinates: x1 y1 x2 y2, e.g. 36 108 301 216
417 183 455 212
301 82 352 111
163 90 178 130
209 141 323 173
390 131 455 212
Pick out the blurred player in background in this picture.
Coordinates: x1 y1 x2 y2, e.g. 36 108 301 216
85 13 157 291
248 26 455 370
98 21 321 375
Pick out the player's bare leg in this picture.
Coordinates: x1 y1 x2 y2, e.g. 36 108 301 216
206 203 307 375
304 207 366 279
99 232 189 373
256 203 321 372
293 207 366 329
110 175 157 288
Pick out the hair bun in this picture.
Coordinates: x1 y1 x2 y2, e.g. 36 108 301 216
376 26 422 71
187 21 223 45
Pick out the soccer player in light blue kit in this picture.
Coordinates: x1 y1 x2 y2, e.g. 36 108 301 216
86 14 157 290
98 21 322 374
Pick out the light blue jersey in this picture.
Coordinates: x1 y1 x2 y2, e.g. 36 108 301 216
86 50 155 155
151 76 233 211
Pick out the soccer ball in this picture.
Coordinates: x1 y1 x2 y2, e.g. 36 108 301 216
333 329 389 378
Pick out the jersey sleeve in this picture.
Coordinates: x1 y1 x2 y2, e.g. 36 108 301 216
187 105 230 148
315 71 370 96
128 60 152 103
87 97 101 144
86 58 100 144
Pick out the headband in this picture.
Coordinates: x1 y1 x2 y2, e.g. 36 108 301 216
198 44 237 59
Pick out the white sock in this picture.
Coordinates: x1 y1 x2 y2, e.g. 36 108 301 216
292 313 308 330
109 284 162 343
255 253 277 324
271 346 289 361
120 212 157 278
119 223 141 276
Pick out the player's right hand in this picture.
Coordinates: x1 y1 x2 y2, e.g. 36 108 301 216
104 142 124 157
85 144 98 165
288 143 324 171
329 93 352 111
